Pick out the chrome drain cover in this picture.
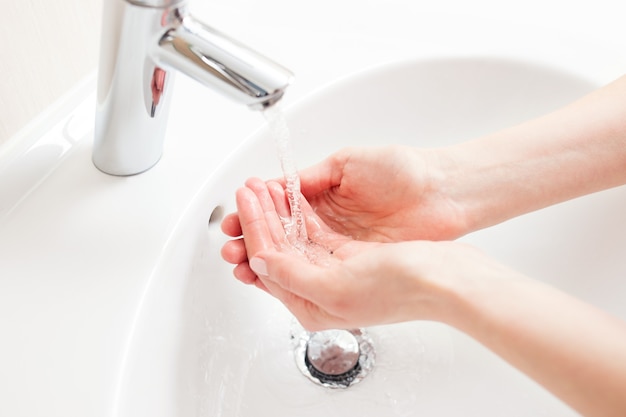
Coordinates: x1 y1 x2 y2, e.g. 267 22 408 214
292 326 375 388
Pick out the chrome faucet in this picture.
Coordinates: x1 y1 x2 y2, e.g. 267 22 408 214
93 0 293 176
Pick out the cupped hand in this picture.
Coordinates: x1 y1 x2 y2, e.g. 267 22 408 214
221 177 376 291
292 145 468 242
221 177 494 331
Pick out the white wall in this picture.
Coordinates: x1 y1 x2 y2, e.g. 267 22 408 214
0 0 102 145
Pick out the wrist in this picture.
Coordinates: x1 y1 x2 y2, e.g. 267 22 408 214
383 241 514 327
404 147 474 239
437 79 626 234
399 241 530 330
434 132 555 235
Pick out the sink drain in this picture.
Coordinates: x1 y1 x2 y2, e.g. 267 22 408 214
292 327 375 388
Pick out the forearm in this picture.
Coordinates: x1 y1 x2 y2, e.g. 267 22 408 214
441 74 626 233
447 271 626 417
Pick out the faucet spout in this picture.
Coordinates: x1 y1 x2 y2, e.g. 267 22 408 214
156 16 291 110
93 0 293 176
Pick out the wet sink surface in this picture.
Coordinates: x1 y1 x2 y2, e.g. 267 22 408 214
116 58 626 416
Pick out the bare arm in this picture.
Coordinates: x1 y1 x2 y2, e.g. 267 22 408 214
227 179 626 417
441 74 626 233
446 264 626 417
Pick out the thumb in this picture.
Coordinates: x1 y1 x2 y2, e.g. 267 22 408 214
249 256 269 277
249 251 339 331
298 158 342 198
249 251 331 303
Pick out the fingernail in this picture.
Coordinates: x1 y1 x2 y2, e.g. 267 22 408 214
249 257 268 277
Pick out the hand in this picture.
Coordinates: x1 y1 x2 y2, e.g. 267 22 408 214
221 177 495 330
288 145 469 242
219 144 468 290
221 177 378 291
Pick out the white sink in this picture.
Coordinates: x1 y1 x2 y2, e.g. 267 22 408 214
2 1 626 416
115 58 626 416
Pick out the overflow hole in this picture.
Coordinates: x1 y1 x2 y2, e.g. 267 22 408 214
208 205 225 231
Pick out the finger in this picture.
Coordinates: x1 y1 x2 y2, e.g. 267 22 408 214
256 271 331 331
233 262 271 294
252 253 338 308
253 278 270 294
221 212 242 237
236 187 275 257
245 178 289 246
271 150 347 198
233 261 257 285
267 180 334 239
266 180 316 246
298 188 338 235
220 238 247 265
298 150 347 198
266 181 291 220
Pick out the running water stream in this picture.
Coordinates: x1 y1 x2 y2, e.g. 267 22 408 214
263 104 309 250
263 104 377 389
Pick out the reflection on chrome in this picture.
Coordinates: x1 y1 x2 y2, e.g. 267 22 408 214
291 323 376 389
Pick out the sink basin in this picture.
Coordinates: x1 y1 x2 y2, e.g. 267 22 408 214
114 57 626 416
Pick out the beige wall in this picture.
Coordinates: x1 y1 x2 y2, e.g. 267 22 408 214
0 0 102 145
